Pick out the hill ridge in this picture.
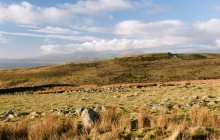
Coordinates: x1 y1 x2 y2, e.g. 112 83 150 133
0 52 220 89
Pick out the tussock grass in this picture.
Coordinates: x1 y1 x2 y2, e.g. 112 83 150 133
0 82 220 139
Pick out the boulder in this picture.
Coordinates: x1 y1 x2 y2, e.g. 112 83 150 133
81 108 99 132
0 109 13 118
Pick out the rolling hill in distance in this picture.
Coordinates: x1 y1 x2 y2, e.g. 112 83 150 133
1 52 220 89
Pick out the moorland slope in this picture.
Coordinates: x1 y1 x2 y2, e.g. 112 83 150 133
1 52 220 89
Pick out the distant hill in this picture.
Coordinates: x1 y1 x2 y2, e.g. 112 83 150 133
0 52 220 89
0 51 122 63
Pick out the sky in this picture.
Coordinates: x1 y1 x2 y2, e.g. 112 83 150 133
1 0 220 58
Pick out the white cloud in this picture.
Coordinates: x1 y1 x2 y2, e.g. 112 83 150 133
30 26 80 34
18 24 40 29
114 20 184 38
195 18 220 35
134 0 169 14
65 0 132 15
40 37 192 54
0 31 98 41
0 0 133 25
0 34 7 43
0 2 38 24
71 25 109 33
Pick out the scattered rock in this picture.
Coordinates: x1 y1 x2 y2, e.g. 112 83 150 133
144 102 154 108
41 112 46 116
30 112 39 116
160 102 172 109
189 96 199 101
151 106 166 111
15 112 29 117
186 101 196 107
94 106 101 112
50 109 58 112
81 108 99 132
112 95 120 98
207 101 216 106
29 112 39 119
215 97 220 102
8 114 15 119
195 101 207 107
125 94 134 98
101 105 112 111
0 109 14 118
201 95 213 100
79 98 89 101
76 106 85 115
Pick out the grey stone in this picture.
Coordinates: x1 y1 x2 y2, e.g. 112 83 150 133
79 98 89 101
50 109 58 112
16 112 29 117
144 102 154 107
196 101 207 107
29 112 39 117
81 108 99 131
151 106 166 111
207 101 216 106
94 106 101 112
8 114 15 119
201 95 213 100
125 94 134 98
186 101 196 107
160 102 172 109
189 96 199 101
5 109 13 115
0 109 13 118
215 97 220 102
76 106 85 115
101 105 112 111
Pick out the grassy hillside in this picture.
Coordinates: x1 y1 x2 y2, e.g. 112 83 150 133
1 52 220 89
0 82 220 139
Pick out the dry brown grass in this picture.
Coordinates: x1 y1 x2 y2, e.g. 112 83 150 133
0 81 220 139
28 115 74 140
137 110 150 129
190 107 213 127
1 53 220 89
0 107 219 140
0 122 28 140
98 107 117 132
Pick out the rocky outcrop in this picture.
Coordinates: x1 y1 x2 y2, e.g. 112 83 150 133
81 108 100 132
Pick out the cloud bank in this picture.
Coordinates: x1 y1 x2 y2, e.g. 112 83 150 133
0 0 133 25
40 18 220 54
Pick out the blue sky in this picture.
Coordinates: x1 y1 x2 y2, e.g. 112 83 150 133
1 0 220 58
